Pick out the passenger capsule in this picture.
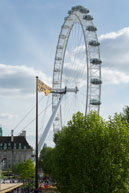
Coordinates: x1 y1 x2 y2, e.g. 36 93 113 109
57 45 63 49
86 26 97 32
64 17 72 21
71 6 83 11
62 25 70 29
83 15 93 21
90 99 101 105
68 10 73 14
52 106 56 110
54 68 61 72
59 35 66 39
89 40 100 46
79 8 89 14
53 128 59 133
91 78 102 85
54 81 60 84
55 117 59 121
64 16 68 20
90 58 102 64
55 57 62 61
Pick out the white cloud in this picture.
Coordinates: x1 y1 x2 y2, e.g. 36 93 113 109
98 27 129 85
99 27 129 40
0 113 18 120
62 27 129 86
102 67 129 84
100 27 129 71
0 64 52 97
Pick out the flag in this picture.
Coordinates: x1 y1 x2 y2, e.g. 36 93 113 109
37 79 52 96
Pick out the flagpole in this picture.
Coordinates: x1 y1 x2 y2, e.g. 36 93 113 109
35 76 38 192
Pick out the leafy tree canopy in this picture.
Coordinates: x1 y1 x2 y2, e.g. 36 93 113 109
38 146 54 175
120 105 129 123
0 170 4 180
40 112 129 193
13 158 35 181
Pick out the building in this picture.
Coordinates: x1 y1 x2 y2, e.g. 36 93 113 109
0 130 33 170
0 125 2 136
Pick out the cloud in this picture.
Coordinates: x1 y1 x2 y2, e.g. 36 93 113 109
99 27 129 40
60 27 129 86
100 27 129 71
0 64 52 97
0 113 18 120
102 67 129 84
99 27 129 85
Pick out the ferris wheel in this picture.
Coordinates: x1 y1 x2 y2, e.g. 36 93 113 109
38 6 102 154
52 5 102 133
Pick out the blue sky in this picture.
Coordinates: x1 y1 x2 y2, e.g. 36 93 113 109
0 0 129 148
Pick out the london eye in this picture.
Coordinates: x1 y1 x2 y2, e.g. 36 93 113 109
52 5 102 133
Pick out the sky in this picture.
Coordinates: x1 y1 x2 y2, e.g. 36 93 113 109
0 0 129 148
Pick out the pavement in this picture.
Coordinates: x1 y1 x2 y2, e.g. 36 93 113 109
0 183 23 193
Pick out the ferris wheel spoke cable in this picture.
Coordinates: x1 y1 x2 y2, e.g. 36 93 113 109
62 94 77 126
67 45 86 93
63 97 77 125
75 31 87 80
62 95 72 126
64 25 79 84
66 25 85 85
64 29 87 107
74 50 86 84
79 90 87 97
70 22 78 55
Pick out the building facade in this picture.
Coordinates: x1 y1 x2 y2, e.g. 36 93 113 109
0 125 2 136
0 130 33 170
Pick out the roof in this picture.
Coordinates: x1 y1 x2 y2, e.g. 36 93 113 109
0 136 32 150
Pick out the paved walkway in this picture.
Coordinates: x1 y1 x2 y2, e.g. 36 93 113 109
0 183 23 193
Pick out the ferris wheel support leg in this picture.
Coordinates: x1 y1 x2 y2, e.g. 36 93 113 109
38 94 64 156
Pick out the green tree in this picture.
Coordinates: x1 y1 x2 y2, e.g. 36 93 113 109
7 168 11 176
0 170 4 180
39 146 53 173
13 158 35 181
42 112 129 193
39 147 54 174
120 105 129 123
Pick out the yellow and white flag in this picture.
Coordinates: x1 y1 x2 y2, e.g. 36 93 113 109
38 79 52 96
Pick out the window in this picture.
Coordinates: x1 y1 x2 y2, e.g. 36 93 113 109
14 143 17 149
24 146 26 150
4 143 7 150
8 142 11 149
19 143 22 149
0 143 2 150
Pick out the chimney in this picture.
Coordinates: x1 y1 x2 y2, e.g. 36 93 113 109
19 130 26 139
11 130 14 142
22 130 26 139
